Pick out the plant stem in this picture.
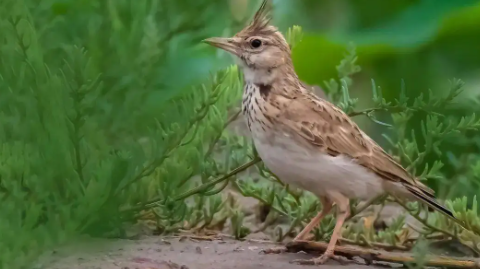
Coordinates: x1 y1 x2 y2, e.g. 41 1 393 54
394 198 480 255
174 157 260 201
347 194 387 222
122 157 261 213
338 237 410 251
348 108 384 117
284 241 480 268
204 109 241 159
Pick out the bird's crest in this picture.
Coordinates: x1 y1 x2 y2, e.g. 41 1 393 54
240 0 276 36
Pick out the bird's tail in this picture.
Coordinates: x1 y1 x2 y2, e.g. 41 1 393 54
404 184 468 230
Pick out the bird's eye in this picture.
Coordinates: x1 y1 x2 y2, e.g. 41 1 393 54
251 39 262 48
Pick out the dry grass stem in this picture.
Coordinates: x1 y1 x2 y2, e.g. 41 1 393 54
284 241 480 268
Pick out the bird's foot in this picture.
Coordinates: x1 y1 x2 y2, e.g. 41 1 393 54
290 253 352 265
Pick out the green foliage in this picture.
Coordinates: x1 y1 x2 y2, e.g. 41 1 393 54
230 209 250 240
323 43 361 114
286 25 304 50
0 0 244 268
406 237 430 269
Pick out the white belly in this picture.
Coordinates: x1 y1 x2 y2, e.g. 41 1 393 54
253 131 385 200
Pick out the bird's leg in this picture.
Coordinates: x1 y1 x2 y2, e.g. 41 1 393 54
262 196 333 255
292 192 351 265
294 196 332 241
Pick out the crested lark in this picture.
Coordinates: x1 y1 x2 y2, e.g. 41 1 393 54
204 0 464 265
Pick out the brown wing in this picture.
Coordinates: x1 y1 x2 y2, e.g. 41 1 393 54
274 93 434 196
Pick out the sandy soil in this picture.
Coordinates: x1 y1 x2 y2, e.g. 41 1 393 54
35 235 383 269
32 200 477 269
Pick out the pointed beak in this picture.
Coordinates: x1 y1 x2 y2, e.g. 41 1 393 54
202 37 240 56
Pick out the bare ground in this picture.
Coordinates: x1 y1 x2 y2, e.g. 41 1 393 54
35 235 386 269
32 200 478 269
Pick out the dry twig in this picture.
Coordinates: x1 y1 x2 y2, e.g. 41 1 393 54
338 237 411 251
280 241 480 268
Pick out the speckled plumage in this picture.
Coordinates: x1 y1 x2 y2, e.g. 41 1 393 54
203 0 463 265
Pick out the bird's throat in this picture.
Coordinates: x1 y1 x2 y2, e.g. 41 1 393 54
242 66 278 85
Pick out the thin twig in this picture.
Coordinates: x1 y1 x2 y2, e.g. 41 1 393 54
118 97 216 194
121 157 261 213
204 109 241 159
406 233 446 242
284 241 480 268
394 199 456 238
339 237 410 251
347 194 387 222
348 106 444 118
234 182 289 216
348 108 384 117
395 198 480 255
174 157 260 201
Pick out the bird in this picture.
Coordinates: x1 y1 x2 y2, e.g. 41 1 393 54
203 0 465 265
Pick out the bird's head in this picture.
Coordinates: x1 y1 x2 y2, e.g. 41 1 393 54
203 0 292 84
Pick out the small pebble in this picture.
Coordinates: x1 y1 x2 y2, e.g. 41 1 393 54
195 246 202 254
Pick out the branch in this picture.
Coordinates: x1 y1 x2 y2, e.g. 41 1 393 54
117 81 222 193
339 237 410 251
204 109 241 159
394 198 480 255
347 194 387 222
394 199 456 238
173 157 260 201
348 108 384 117
280 241 480 268
347 106 444 120
121 157 261 213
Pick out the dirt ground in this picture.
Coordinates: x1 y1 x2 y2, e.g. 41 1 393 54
32 200 478 269
35 235 392 269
